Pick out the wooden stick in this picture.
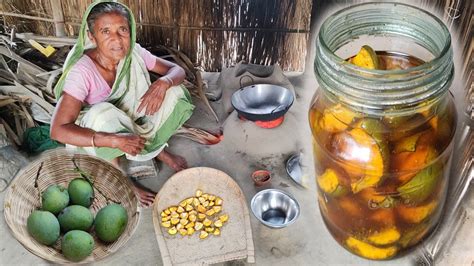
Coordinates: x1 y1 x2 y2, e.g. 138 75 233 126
50 0 66 37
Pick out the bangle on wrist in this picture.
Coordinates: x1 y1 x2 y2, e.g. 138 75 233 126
162 76 173 86
91 132 96 148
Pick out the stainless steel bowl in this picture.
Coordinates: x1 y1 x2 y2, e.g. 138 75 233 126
231 84 294 121
250 189 300 228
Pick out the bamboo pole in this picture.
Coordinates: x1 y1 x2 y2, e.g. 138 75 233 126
50 0 66 37
0 12 55 22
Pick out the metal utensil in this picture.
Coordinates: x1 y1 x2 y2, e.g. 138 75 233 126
250 189 300 228
231 84 294 122
286 153 304 187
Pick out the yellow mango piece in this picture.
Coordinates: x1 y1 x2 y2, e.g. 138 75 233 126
214 220 223 228
219 214 229 223
394 133 423 153
202 201 209 207
199 197 206 203
317 168 347 197
160 211 167 217
367 227 401 245
168 227 177 235
187 227 195 235
209 195 216 201
185 222 195 229
213 228 221 236
203 218 212 227
180 212 189 219
189 214 197 222
348 128 384 193
319 104 358 133
169 206 177 213
202 193 209 200
213 206 222 214
185 204 194 211
346 237 397 260
197 205 207 213
170 217 180 225
397 201 437 223
196 189 203 197
170 212 179 218
198 213 206 220
186 197 194 205
199 231 209 239
350 45 380 69
164 209 171 215
209 201 215 207
161 216 171 222
215 197 223 206
161 221 171 228
177 206 185 213
206 209 215 216
179 228 188 236
179 200 187 208
192 198 200 207
180 218 189 226
194 222 204 230
205 227 215 232
176 223 184 230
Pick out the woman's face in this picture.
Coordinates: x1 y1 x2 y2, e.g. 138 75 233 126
88 12 130 62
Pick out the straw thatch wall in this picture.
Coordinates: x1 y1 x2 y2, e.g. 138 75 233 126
0 0 312 72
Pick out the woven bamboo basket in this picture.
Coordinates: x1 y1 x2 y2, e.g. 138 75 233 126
152 167 255 265
3 148 140 264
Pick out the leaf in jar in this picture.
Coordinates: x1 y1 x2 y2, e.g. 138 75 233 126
397 163 442 204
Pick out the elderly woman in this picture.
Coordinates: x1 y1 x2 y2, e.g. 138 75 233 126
51 1 194 206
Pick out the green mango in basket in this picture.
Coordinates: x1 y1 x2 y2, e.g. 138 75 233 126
27 210 60 246
58 205 94 232
94 203 128 242
62 230 94 262
68 178 94 207
41 184 69 215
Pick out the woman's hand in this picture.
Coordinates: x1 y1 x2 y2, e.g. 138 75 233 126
137 78 171 115
110 133 146 156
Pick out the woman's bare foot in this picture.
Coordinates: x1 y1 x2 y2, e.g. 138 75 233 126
156 150 188 172
132 185 156 208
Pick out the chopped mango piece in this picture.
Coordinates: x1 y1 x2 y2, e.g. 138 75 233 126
209 195 216 201
198 213 206 220
213 206 222 214
338 197 361 218
198 197 206 203
176 223 183 230
394 133 423 153
186 197 194 205
317 168 347 197
161 216 171 222
350 45 380 69
161 221 171 228
192 198 200 207
164 209 171 215
160 211 167 217
179 228 188 236
170 217 180 225
170 212 179 218
194 222 204 231
206 209 215 216
205 227 215 232
197 205 207 213
203 218 212 227
187 227 195 235
189 214 197 222
397 201 438 223
185 222 195 229
215 197 223 206
169 206 177 213
199 231 209 239
319 104 358 133
185 204 194 211
367 227 401 245
214 220 223 228
213 228 221 236
339 128 384 193
202 201 209 207
180 218 188 226
219 214 229 223
180 212 188 219
196 189 203 197
346 237 397 260
177 206 185 213
179 200 187 208
370 209 396 226
168 227 177 235
202 193 209 200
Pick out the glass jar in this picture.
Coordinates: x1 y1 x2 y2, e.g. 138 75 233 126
310 3 457 260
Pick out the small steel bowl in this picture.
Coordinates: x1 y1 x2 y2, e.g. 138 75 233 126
231 84 294 122
250 189 300 228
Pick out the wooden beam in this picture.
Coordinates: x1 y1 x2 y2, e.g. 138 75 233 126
50 0 66 37
0 11 55 22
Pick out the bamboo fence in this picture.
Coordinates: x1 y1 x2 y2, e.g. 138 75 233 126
0 0 312 72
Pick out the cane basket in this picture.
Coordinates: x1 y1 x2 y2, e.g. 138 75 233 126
3 148 140 263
